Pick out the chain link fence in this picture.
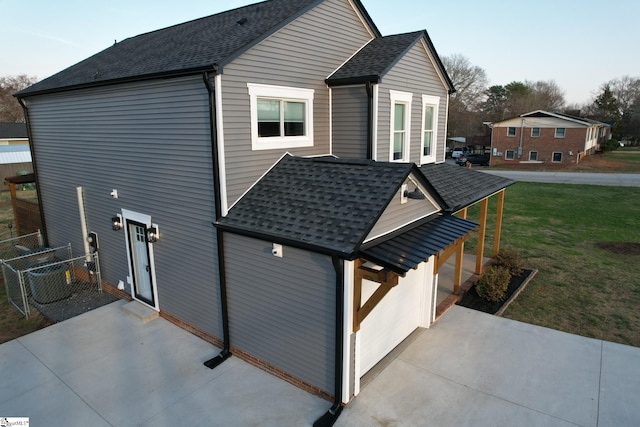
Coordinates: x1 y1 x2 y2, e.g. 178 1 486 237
1 235 117 321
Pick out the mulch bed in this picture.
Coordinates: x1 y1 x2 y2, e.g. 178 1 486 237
457 269 536 315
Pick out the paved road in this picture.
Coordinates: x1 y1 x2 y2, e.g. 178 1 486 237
480 170 640 187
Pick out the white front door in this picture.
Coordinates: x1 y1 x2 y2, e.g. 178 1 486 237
122 209 159 310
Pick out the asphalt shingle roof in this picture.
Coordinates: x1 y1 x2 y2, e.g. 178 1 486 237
326 31 455 92
0 123 28 139
217 155 413 256
419 162 514 212
18 0 340 96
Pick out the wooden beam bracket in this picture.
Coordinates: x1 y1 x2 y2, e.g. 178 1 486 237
353 260 400 332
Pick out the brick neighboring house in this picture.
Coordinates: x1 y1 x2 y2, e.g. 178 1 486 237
489 110 611 166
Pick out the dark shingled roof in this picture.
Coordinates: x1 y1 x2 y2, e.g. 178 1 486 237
419 162 514 212
0 123 28 139
326 30 455 92
217 155 414 256
19 0 380 97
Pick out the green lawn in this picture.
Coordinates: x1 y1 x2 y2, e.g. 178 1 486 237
465 182 640 347
604 149 640 171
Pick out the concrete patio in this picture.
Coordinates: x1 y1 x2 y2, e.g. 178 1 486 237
2 298 640 426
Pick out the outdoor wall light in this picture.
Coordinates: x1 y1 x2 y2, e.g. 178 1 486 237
112 215 122 231
146 225 159 243
404 188 426 200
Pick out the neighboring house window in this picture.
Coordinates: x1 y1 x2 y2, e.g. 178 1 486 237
247 83 314 150
505 150 515 160
555 127 566 138
529 151 538 161
552 152 562 162
507 127 516 137
421 95 439 164
531 127 540 137
389 90 413 162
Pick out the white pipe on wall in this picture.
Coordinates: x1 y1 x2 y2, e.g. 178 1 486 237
76 186 91 258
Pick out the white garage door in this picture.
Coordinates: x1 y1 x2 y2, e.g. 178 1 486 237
359 261 430 375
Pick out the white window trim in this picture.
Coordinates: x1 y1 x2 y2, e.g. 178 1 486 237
505 149 515 160
531 127 540 137
552 152 563 162
507 127 517 137
555 127 566 138
420 95 439 164
389 90 413 162
529 151 538 161
247 83 314 150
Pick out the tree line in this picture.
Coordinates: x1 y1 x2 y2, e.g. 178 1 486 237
442 54 640 143
0 75 38 122
2 67 640 143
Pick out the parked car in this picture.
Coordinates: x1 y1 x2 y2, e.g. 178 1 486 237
456 153 490 166
451 147 464 158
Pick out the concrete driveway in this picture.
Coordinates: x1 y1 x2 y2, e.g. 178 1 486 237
338 306 640 427
2 301 640 426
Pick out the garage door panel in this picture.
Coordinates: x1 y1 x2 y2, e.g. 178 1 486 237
359 264 426 374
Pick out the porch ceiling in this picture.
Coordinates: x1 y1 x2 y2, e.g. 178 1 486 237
359 214 478 274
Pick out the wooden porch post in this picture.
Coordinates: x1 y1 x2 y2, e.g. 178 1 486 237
475 197 489 275
493 190 506 257
7 181 20 236
454 240 464 294
458 207 468 219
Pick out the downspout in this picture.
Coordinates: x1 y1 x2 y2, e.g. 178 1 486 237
314 256 345 427
17 97 49 246
202 71 232 369
366 82 373 160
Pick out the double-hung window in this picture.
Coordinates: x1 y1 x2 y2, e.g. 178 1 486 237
421 95 439 164
389 90 413 162
555 127 566 138
531 127 540 137
248 83 314 150
507 127 516 137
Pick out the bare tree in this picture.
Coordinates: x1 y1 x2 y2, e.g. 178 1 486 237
0 75 39 122
441 54 489 136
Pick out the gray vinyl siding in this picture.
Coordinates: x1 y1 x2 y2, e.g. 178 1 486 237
224 234 336 394
331 85 369 159
376 42 449 164
365 174 439 241
25 76 223 338
221 0 373 206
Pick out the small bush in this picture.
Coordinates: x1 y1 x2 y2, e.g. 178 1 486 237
494 247 523 277
475 266 511 302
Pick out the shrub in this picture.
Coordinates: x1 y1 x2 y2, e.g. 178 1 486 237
475 266 511 302
494 247 523 277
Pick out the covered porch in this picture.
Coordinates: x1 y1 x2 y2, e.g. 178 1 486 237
436 253 490 318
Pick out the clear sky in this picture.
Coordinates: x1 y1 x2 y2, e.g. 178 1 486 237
2 0 638 105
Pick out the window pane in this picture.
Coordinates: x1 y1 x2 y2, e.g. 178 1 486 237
532 127 540 137
423 106 434 130
258 99 281 137
394 104 405 131
556 128 566 137
508 127 516 136
284 101 305 136
505 150 514 160
258 99 280 121
423 132 432 156
393 132 404 160
530 151 538 161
